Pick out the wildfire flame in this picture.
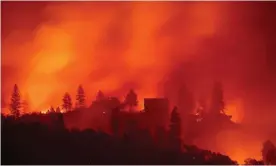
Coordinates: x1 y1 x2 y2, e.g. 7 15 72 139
2 2 276 163
40 110 48 114
40 107 66 114
224 99 244 123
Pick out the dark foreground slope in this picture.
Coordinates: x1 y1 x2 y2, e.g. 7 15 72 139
1 115 237 165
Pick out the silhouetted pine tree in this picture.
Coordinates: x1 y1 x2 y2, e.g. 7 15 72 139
96 90 105 101
62 93 72 112
56 106 61 113
169 106 182 151
124 89 138 111
9 84 21 118
209 82 225 115
50 106 55 113
76 85 86 108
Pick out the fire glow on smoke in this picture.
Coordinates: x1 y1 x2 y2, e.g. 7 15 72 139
2 2 276 164
2 2 227 112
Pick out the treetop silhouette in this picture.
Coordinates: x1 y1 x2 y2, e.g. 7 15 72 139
76 85 86 108
62 92 72 112
10 84 21 118
96 90 105 101
124 89 138 111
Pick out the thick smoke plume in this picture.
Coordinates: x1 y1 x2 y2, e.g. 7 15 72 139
2 1 276 163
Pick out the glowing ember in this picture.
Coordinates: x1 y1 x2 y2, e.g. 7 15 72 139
39 106 66 114
40 109 49 114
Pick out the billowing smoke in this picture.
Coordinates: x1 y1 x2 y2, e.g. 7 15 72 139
2 1 276 163
2 2 228 111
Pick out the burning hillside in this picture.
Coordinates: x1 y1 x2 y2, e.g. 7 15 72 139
2 1 276 164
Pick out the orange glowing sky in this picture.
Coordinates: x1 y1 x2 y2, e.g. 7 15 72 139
2 2 227 111
2 2 276 163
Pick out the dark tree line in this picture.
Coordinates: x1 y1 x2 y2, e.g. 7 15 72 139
8 84 140 116
1 116 236 165
5 82 276 164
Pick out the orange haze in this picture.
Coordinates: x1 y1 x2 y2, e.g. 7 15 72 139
2 1 276 163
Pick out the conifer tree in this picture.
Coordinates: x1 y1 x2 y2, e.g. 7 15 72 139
50 106 55 113
76 85 86 108
9 84 21 118
96 90 105 101
124 89 138 111
56 106 61 113
62 92 72 112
